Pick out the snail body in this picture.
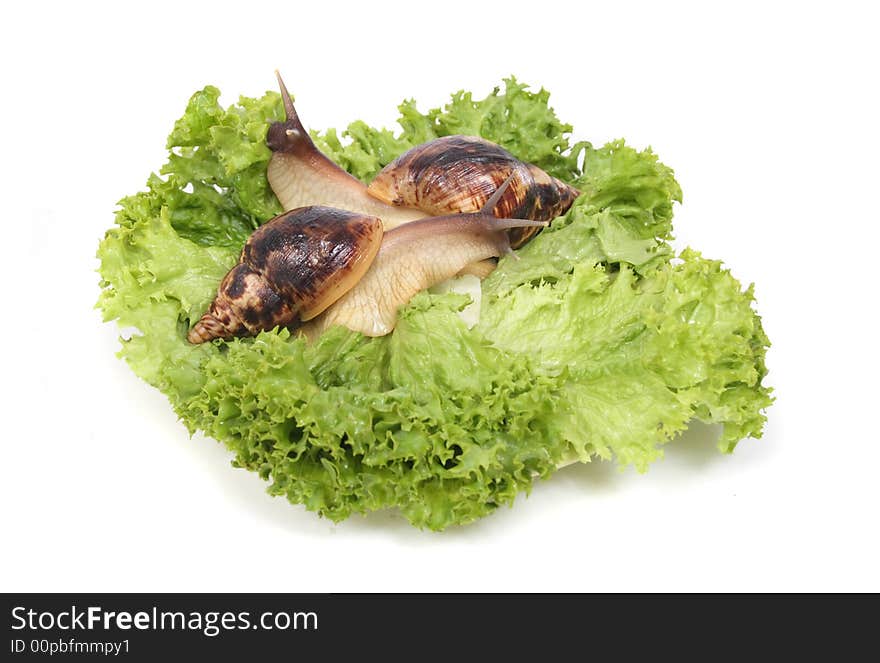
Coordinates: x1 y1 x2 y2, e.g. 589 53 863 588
266 73 580 248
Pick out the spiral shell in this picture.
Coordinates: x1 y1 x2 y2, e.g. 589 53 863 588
367 135 580 248
188 206 382 343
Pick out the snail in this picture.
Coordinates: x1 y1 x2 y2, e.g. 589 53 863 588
188 177 546 343
266 72 580 250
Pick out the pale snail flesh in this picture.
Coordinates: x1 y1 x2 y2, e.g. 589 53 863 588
266 72 580 251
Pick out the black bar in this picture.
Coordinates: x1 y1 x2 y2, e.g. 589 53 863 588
1 594 875 659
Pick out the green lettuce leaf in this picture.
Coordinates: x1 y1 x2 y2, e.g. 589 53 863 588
96 80 772 530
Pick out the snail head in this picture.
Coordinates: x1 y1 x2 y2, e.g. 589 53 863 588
266 70 311 154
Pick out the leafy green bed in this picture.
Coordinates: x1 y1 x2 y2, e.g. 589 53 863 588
97 79 772 530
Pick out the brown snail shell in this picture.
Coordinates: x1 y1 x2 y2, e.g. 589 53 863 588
188 206 382 344
367 135 580 248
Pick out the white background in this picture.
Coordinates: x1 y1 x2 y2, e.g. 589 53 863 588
2 1 878 592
